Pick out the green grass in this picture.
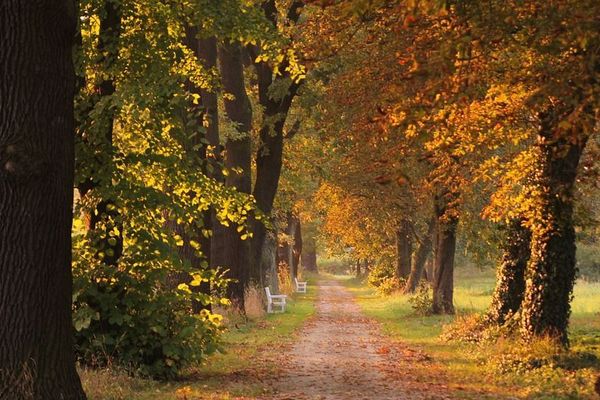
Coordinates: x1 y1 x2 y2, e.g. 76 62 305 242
80 287 316 400
336 268 600 399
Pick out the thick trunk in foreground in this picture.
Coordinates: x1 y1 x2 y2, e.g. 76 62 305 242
395 219 413 279
218 42 252 311
0 3 86 397
404 216 435 294
520 113 587 345
431 194 457 315
488 219 531 326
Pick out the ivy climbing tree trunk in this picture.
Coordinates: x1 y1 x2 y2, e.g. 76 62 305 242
431 192 457 315
520 111 588 345
196 35 220 312
488 219 531 326
404 215 435 294
218 41 253 312
76 0 123 266
0 2 86 397
164 29 218 314
395 219 413 279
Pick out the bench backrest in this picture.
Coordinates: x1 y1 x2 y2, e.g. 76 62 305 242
264 286 272 300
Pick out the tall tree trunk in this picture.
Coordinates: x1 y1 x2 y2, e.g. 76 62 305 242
277 212 294 281
250 100 290 285
165 31 218 313
301 249 318 272
248 0 303 285
356 259 361 278
488 219 531 326
0 3 86 397
300 231 317 272
431 193 457 315
77 0 123 267
264 230 279 293
218 42 252 312
201 36 226 290
423 258 434 282
404 216 435 293
292 215 302 278
520 112 588 345
395 219 413 279
196 35 220 312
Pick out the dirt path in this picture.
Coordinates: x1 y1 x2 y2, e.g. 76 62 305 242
268 280 456 400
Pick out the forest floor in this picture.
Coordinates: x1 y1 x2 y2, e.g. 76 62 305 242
268 280 483 400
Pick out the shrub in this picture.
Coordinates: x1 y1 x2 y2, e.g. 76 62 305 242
407 282 433 315
375 276 403 296
367 258 396 288
72 255 227 379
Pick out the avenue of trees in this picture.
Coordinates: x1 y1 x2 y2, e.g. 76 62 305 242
0 0 598 397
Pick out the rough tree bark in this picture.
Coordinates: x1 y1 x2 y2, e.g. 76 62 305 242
0 2 86 397
520 111 588 345
404 216 435 294
431 192 458 315
487 219 531 326
395 219 413 279
218 42 253 312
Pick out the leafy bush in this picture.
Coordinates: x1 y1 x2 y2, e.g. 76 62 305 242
407 282 433 315
72 252 228 379
375 277 403 296
366 258 405 296
367 258 395 288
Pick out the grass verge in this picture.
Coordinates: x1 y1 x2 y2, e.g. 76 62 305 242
336 268 600 400
80 284 316 400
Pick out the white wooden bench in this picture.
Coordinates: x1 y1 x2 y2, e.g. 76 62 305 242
294 277 307 294
265 287 287 313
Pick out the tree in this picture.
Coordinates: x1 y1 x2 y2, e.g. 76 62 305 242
404 215 435 293
487 220 531 326
248 0 305 285
0 2 86 397
395 219 413 279
218 41 253 311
